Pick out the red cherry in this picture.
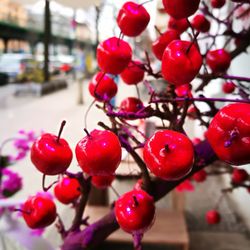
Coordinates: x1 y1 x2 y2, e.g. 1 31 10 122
211 0 226 8
168 17 189 34
88 72 117 101
134 178 143 190
119 97 144 114
206 49 231 73
192 137 202 145
163 0 200 19
97 37 132 75
115 189 155 234
162 40 202 86
152 29 180 60
91 175 115 189
191 14 210 33
192 169 207 182
232 168 248 184
143 130 194 180
54 177 81 204
206 210 221 224
117 1 150 37
22 194 57 229
222 81 235 94
206 103 250 165
120 60 145 85
75 129 122 176
175 83 192 96
31 123 73 176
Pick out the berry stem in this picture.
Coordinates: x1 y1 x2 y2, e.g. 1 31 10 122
57 120 66 143
132 233 144 250
42 174 59 192
110 185 120 198
84 128 91 137
154 25 162 36
139 0 153 7
84 99 96 130
14 208 31 215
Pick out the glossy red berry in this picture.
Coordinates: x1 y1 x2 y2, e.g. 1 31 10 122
75 129 122 176
163 0 200 19
120 60 145 85
232 168 248 184
206 210 221 224
191 14 210 33
152 29 180 60
88 72 117 101
192 137 202 145
31 133 73 176
54 177 81 204
168 17 189 33
206 103 250 165
115 189 155 234
143 130 194 180
119 97 144 114
192 169 207 182
117 1 150 37
206 49 231 73
211 0 226 8
222 81 235 94
162 40 202 86
91 175 115 189
97 37 132 75
22 194 57 229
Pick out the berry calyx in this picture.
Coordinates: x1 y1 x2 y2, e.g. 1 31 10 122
115 189 155 234
143 130 194 180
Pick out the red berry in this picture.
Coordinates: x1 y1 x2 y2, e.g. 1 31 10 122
168 17 189 33
91 175 115 189
232 168 248 184
75 129 122 176
192 169 207 182
117 1 150 37
31 133 73 176
22 194 57 229
222 82 235 94
88 72 117 101
152 29 180 60
97 37 132 75
119 97 144 114
175 83 192 97
211 0 226 8
143 130 194 180
162 40 202 86
206 49 231 73
115 189 155 234
163 0 200 19
206 103 250 165
192 137 202 145
54 177 81 204
187 105 198 119
120 60 145 85
134 178 143 190
206 210 221 224
191 14 210 33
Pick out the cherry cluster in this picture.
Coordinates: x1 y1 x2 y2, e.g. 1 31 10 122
18 0 250 249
